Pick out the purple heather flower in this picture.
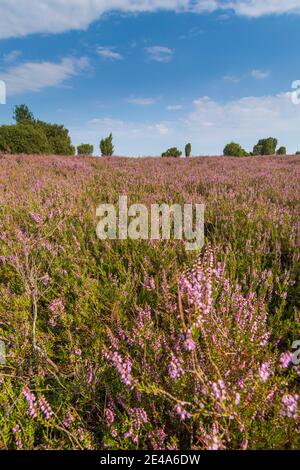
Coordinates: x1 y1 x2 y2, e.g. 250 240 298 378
280 352 293 369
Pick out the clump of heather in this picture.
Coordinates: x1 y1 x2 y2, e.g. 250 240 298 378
102 249 299 449
0 154 299 450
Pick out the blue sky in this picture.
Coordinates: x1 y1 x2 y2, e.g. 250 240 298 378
1 1 300 155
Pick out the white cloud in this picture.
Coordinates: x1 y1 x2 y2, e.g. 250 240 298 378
71 90 300 155
146 46 174 63
251 69 270 80
97 46 123 60
223 74 241 83
3 50 22 64
0 57 89 96
167 104 183 111
126 95 158 106
0 1 300 40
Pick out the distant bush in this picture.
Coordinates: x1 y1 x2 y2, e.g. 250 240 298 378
185 143 192 157
223 142 248 157
77 144 94 156
0 124 51 154
162 147 182 158
253 137 278 156
276 146 287 155
100 133 114 156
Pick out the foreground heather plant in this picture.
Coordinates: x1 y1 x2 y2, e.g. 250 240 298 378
102 249 299 449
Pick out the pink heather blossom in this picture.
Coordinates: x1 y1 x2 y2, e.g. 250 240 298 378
38 396 53 421
148 428 167 450
30 212 42 224
211 380 227 402
183 329 196 351
75 349 82 356
22 386 38 419
281 394 299 419
104 350 135 387
258 362 273 382
280 352 293 369
62 413 74 429
168 354 184 380
105 408 115 427
174 404 191 421
12 425 22 449
129 407 148 430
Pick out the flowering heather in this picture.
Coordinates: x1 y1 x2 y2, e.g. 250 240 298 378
0 154 299 450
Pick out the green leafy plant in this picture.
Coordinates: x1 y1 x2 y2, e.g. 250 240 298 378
162 147 182 158
100 133 114 156
77 144 94 156
223 142 248 157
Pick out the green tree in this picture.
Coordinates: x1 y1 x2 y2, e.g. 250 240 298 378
13 104 34 124
185 143 192 158
162 147 182 158
35 121 75 155
276 146 287 155
253 137 278 156
0 124 51 154
223 142 248 157
77 144 94 156
100 133 114 156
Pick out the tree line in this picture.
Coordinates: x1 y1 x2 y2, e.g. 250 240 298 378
0 104 295 157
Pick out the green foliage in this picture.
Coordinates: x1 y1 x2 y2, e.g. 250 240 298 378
0 105 75 156
162 147 182 158
100 133 114 156
35 120 75 155
13 104 34 124
185 143 192 158
223 142 248 157
276 147 287 155
0 124 51 154
253 137 278 156
77 144 94 156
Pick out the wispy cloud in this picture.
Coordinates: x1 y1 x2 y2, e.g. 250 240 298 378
251 69 270 80
223 74 241 83
96 46 123 61
1 1 300 39
223 69 271 83
167 105 183 111
0 57 89 96
146 46 174 63
126 95 158 106
3 50 22 64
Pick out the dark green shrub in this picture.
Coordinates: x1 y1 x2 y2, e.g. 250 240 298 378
35 120 75 155
276 146 287 155
185 143 192 157
0 124 51 154
253 137 278 156
162 147 182 158
77 144 94 156
223 142 248 157
100 133 114 156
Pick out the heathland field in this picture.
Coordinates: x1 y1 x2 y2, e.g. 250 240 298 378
0 154 299 450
